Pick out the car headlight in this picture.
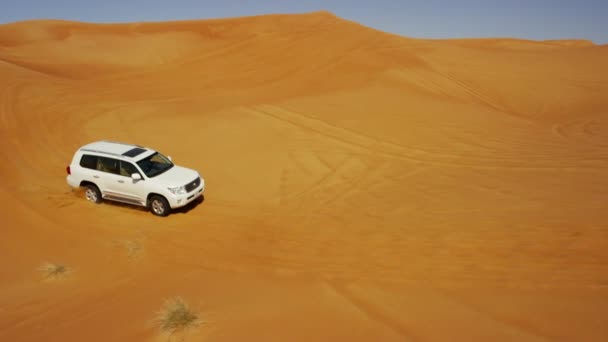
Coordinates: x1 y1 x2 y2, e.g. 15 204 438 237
168 186 187 195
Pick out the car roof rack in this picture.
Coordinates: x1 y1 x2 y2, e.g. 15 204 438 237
100 140 144 148
80 148 124 158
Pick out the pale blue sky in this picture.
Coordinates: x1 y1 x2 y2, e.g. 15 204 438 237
1 0 606 43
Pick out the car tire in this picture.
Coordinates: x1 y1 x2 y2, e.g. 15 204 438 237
84 184 102 204
149 195 171 217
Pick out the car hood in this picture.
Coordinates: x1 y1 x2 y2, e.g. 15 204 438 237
152 165 199 187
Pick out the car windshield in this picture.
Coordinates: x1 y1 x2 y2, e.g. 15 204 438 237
136 152 174 178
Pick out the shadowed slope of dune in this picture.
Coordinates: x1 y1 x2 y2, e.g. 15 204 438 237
1 11 608 342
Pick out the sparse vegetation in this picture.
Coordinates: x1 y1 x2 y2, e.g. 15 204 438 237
124 240 143 258
39 262 70 279
155 297 201 340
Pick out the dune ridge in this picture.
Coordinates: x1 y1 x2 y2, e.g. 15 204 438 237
1 11 607 342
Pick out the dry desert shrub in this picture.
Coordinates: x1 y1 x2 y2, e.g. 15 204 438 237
124 239 143 258
38 262 71 279
155 297 202 340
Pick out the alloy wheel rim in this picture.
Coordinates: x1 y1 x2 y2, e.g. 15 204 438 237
85 189 97 202
152 200 164 214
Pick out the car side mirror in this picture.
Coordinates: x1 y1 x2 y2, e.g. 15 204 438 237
132 173 142 180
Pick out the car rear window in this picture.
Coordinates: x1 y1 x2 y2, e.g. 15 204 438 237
97 156 119 174
80 154 98 169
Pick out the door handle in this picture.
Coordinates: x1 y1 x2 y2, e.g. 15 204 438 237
118 180 124 183
93 175 100 179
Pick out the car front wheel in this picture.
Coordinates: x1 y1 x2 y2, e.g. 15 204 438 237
149 195 171 217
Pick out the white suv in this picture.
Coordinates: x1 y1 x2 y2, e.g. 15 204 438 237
66 140 205 216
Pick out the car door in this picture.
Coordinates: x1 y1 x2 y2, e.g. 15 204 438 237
79 154 110 191
110 160 147 205
94 156 124 200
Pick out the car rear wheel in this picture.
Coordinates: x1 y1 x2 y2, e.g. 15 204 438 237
84 184 102 204
149 195 170 217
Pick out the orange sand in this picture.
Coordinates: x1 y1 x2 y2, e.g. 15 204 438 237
1 11 607 341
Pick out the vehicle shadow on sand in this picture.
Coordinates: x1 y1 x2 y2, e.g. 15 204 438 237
101 195 205 215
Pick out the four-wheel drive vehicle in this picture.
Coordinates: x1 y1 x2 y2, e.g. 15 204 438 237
66 140 205 216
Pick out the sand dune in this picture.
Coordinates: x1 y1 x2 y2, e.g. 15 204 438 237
1 11 607 341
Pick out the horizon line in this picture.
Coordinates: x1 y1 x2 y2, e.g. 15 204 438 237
0 10 602 45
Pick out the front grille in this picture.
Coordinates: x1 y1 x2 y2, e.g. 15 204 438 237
185 177 200 193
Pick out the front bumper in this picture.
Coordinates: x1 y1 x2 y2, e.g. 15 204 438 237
167 181 205 209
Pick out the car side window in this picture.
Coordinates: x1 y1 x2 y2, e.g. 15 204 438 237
120 161 141 178
80 154 98 169
96 157 119 174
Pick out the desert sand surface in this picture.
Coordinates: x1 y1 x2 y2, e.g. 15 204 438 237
1 11 608 341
